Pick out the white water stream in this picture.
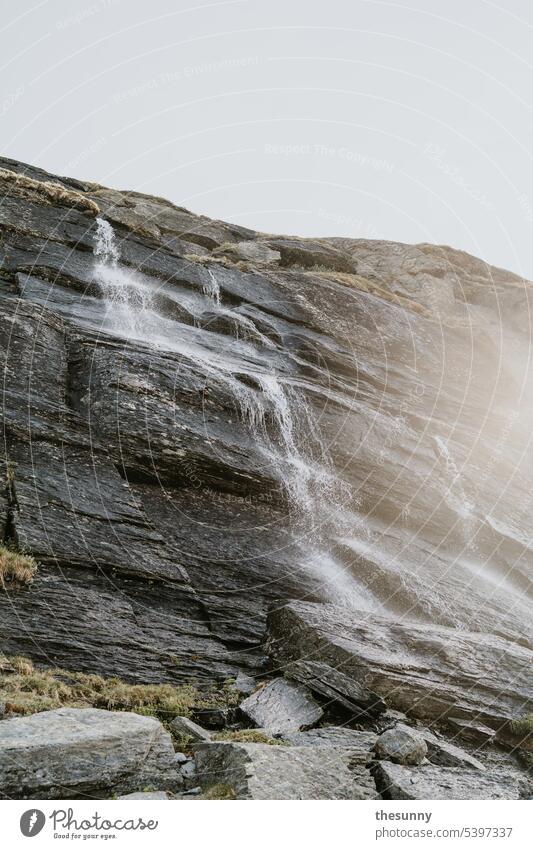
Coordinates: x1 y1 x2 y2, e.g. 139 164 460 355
92 218 358 603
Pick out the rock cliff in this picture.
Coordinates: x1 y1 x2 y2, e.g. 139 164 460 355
0 156 531 729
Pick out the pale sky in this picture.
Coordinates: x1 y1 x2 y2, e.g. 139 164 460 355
2 0 533 278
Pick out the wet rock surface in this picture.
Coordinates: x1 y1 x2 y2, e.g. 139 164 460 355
268 601 533 727
239 678 323 735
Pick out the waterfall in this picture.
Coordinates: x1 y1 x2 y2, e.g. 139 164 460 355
434 435 476 549
93 217 156 337
94 217 120 266
203 268 221 306
92 219 357 603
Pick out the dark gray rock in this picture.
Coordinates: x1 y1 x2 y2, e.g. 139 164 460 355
373 761 527 800
419 729 485 770
375 724 428 765
194 742 378 799
285 659 385 718
239 678 323 735
191 708 233 730
0 708 180 799
446 717 496 745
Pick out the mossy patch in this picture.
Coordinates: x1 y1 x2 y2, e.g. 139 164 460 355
509 714 533 738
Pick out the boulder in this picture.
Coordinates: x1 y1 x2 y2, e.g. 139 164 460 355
239 678 323 735
285 659 385 718
268 602 533 727
169 716 212 744
375 724 428 765
373 761 528 800
194 741 378 799
0 708 180 799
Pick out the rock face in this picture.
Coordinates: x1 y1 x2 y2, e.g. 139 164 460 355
0 156 532 744
268 602 533 727
373 761 527 801
194 741 378 799
239 678 323 735
0 708 179 799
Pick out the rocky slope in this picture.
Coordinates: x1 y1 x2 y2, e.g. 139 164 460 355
0 156 531 757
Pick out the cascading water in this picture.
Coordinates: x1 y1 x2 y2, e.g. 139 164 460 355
93 217 155 337
91 218 358 604
203 268 221 307
434 435 476 549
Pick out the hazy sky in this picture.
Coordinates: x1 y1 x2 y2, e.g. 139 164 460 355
3 0 533 277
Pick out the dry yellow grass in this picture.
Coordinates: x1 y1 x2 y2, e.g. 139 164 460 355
183 252 250 271
201 783 237 800
213 729 284 745
0 168 99 216
0 546 37 589
0 654 239 721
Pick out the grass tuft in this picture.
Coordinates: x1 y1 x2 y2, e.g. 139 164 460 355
0 655 238 722
0 168 99 216
0 545 37 589
201 783 237 800
212 729 284 745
